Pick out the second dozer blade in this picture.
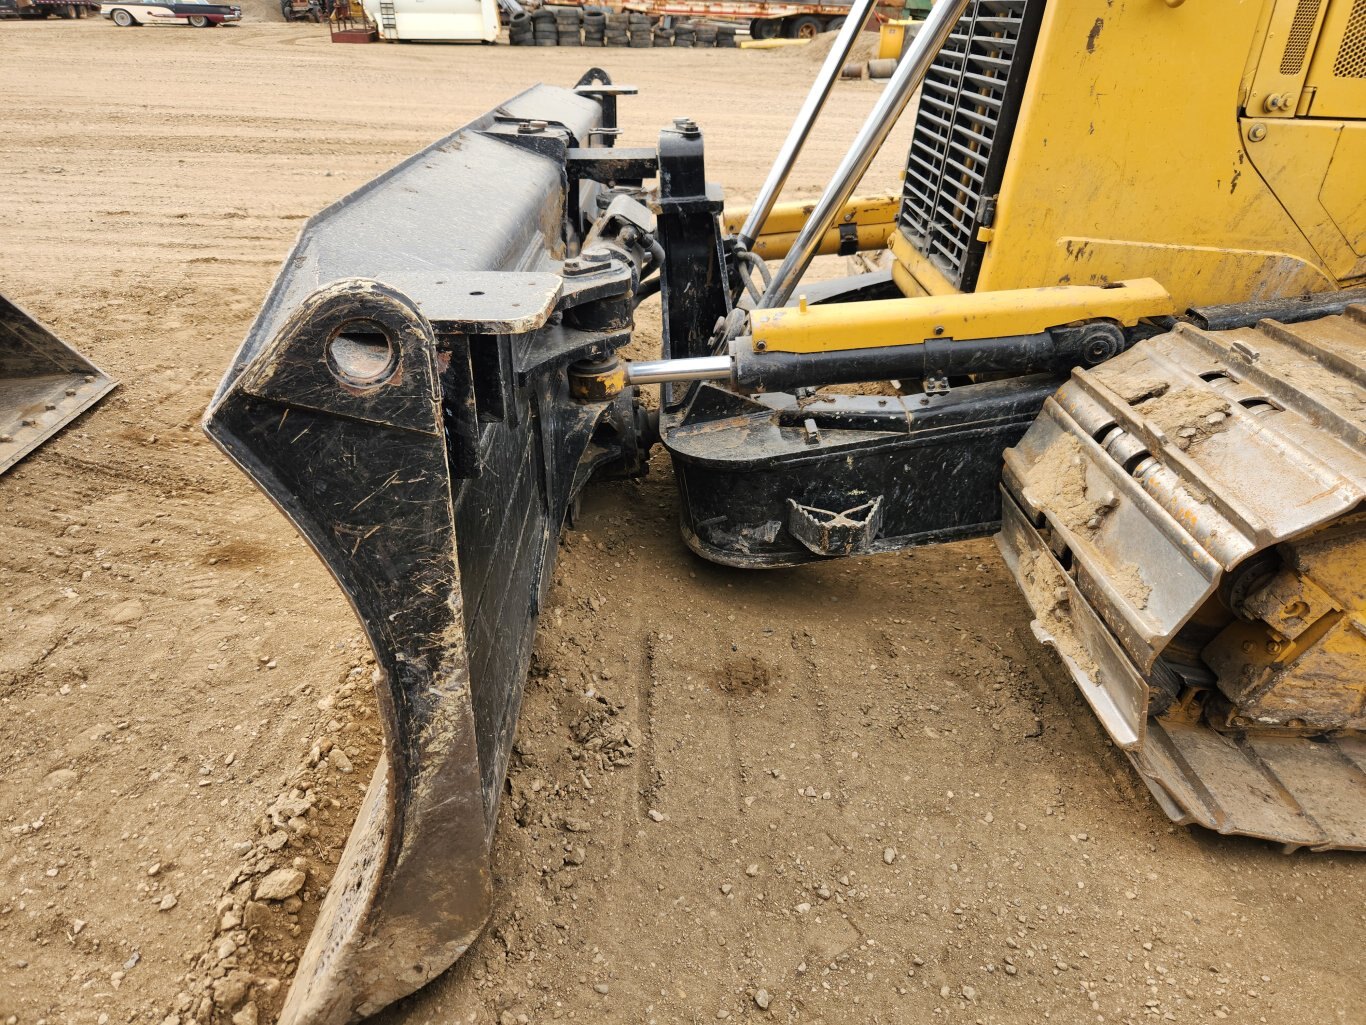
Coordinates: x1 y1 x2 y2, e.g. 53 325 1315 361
0 291 116 475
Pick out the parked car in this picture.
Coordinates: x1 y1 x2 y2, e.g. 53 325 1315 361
100 0 241 26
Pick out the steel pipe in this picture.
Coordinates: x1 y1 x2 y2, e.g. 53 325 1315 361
626 355 733 385
735 0 882 251
757 0 969 310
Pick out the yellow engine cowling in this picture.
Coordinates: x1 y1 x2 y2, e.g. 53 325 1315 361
893 0 1366 312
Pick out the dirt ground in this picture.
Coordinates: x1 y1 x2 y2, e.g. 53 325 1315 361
1 19 1363 1025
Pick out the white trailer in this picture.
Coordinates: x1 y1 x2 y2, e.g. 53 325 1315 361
363 0 497 42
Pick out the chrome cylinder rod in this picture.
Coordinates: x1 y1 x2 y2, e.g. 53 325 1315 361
735 0 882 251
757 0 968 310
626 355 733 385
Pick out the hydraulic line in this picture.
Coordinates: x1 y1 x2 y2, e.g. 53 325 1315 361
735 0 882 251
757 0 969 310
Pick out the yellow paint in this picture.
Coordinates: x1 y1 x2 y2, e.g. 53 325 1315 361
1322 129 1366 257
569 365 625 401
951 0 1356 310
1304 0 1366 118
1244 0 1330 119
750 279 1174 355
878 19 917 60
888 230 958 298
739 37 810 49
723 195 900 260
1242 119 1366 279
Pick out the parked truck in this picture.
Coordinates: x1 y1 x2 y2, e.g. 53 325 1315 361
12 0 100 17
622 0 928 39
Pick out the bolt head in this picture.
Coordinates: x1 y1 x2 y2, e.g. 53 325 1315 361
1248 123 1267 142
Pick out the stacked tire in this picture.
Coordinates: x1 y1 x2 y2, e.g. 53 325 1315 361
532 7 557 45
652 24 672 45
554 4 581 45
716 22 736 46
694 21 716 46
508 9 533 44
672 21 693 46
583 7 605 45
628 10 651 46
604 10 629 45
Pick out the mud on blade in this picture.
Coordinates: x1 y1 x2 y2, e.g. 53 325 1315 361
203 76 651 1025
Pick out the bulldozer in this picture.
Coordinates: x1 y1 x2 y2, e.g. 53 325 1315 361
203 1 1366 1022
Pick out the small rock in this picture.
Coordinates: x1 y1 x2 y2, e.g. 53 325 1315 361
243 901 271 929
720 883 733 895
147 863 162 877
593 983 609 995
158 894 178 912
158 1016 180 1025
647 809 665 823
883 847 896 865
231 1004 258 1025
330 748 354 774
71 919 86 935
43 769 78 789
213 975 251 1009
263 831 290 852
962 985 978 1001
795 902 811 914
255 868 306 901
754 988 771 1010
745 864 759 877
110 599 145 625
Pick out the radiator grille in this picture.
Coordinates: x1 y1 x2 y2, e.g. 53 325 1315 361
1279 0 1322 74
1333 0 1366 77
898 0 1045 292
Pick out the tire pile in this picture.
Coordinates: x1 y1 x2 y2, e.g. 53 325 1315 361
511 7 737 47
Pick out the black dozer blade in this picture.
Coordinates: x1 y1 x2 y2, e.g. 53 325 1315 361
203 79 648 1025
1 292 116 475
